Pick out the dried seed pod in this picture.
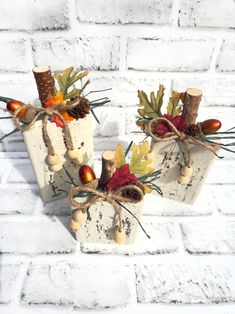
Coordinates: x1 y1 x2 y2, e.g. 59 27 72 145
69 218 80 232
73 210 87 224
114 226 125 244
49 163 63 172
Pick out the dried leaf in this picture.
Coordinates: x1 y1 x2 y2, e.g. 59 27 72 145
138 84 165 118
54 67 89 99
167 91 182 117
130 141 153 175
143 183 153 193
114 144 126 168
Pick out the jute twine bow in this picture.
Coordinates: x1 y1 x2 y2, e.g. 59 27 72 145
146 117 220 167
12 99 81 158
68 180 144 232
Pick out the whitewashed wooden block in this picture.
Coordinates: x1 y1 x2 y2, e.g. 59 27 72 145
22 115 93 203
151 141 219 204
72 199 143 244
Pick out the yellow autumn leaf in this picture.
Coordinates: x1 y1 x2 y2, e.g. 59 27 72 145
130 141 153 175
113 144 126 168
143 184 153 193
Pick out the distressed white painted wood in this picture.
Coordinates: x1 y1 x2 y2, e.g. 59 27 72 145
151 141 219 204
22 115 93 203
72 199 143 244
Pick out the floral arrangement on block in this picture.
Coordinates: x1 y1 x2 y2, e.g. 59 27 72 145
0 66 111 202
0 66 110 171
68 141 162 244
136 85 235 184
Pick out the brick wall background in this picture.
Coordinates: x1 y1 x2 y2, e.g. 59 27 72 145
0 0 235 313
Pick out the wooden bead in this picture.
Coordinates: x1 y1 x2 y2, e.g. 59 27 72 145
49 163 63 172
114 226 125 244
180 165 193 177
67 149 81 159
67 149 77 159
73 154 83 165
178 174 190 184
69 218 80 232
46 154 60 165
73 210 87 224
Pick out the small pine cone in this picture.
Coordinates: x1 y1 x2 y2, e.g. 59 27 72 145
187 124 202 137
121 181 145 201
68 97 90 119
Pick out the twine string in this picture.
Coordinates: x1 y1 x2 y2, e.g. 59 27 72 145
68 181 144 232
147 117 219 167
12 99 81 156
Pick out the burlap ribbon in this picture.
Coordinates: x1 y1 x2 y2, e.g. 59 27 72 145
12 99 81 156
146 117 220 167
68 181 144 232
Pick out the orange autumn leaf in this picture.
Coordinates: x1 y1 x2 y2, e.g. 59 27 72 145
45 91 74 124
60 111 74 123
44 91 66 108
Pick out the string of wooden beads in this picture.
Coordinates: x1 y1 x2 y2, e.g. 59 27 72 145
46 153 63 172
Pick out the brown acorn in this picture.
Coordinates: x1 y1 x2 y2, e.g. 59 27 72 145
6 100 27 119
79 165 96 184
201 119 222 135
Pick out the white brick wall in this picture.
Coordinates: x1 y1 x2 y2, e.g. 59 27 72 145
0 0 235 313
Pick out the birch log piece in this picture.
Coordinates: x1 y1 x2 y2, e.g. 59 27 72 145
33 66 55 106
182 88 202 126
98 151 115 189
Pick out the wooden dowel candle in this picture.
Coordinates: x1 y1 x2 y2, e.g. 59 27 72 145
98 151 115 188
181 88 202 126
33 66 55 106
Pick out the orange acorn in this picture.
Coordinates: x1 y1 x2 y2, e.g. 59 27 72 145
79 165 96 184
6 100 27 119
201 119 222 135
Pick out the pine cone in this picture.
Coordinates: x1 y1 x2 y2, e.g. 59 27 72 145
187 123 202 137
68 97 90 119
121 181 145 201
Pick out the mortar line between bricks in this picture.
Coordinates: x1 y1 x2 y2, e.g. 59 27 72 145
10 260 30 305
209 36 224 73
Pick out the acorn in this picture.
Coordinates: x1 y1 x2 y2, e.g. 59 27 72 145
114 226 125 244
79 165 96 184
200 119 222 135
6 100 28 119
